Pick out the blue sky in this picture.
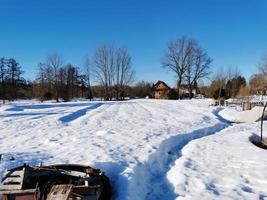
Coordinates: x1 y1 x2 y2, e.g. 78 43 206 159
0 0 266 86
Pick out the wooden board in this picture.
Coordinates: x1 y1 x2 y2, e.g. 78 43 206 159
0 168 25 192
47 184 73 200
3 170 24 177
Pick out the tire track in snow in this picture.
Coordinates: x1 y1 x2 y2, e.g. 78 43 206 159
128 107 232 200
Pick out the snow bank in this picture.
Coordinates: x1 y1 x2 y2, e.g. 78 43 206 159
218 107 241 122
219 106 264 123
167 122 267 199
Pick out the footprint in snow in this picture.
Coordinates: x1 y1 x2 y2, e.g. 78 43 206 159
95 130 107 136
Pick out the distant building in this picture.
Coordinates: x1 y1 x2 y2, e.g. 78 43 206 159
153 81 198 99
179 84 197 98
153 81 171 99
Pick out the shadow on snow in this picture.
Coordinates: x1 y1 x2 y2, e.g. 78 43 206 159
59 103 104 123
5 102 97 112
0 112 58 118
93 162 128 200
2 103 104 121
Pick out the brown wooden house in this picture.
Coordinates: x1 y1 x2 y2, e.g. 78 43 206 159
153 80 171 99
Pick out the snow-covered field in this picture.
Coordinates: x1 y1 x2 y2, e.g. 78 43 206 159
0 99 266 199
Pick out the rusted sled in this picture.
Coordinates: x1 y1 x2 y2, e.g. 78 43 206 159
0 164 111 200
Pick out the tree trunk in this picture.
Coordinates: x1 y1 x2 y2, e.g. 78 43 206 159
177 80 181 99
189 84 193 99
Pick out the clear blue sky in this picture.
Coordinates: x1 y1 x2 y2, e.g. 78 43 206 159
0 0 266 86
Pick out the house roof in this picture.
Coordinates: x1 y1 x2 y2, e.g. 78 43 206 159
154 80 171 90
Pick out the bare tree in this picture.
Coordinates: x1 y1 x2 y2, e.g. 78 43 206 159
93 44 113 100
36 58 89 102
115 47 134 100
184 44 212 98
246 53 267 95
238 85 251 97
210 71 227 100
161 36 192 98
162 36 212 98
46 53 63 102
226 66 240 81
93 44 134 100
250 73 267 94
132 81 153 98
36 62 54 100
84 55 93 100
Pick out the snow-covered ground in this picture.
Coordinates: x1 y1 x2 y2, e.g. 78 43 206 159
167 105 267 199
219 106 264 123
0 99 266 199
167 122 267 200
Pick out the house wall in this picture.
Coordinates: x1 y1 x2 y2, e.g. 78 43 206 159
154 83 169 99
154 90 169 99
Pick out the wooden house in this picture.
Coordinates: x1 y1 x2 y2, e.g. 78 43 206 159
153 81 171 99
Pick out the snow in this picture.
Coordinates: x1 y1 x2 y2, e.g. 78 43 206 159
167 122 267 199
0 99 266 199
168 106 267 199
219 106 264 123
219 106 242 122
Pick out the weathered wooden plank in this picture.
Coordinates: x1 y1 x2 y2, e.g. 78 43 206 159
2 177 22 183
47 184 72 200
0 168 24 191
0 189 36 194
0 184 22 190
3 170 24 177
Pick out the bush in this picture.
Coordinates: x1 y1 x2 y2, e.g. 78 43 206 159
168 89 179 99
42 92 53 100
211 88 227 99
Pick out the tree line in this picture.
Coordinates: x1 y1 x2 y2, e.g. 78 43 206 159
34 44 135 102
0 37 266 103
36 54 85 102
204 67 247 99
0 44 139 103
199 61 267 100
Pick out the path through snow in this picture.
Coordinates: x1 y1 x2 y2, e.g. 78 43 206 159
127 108 231 200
